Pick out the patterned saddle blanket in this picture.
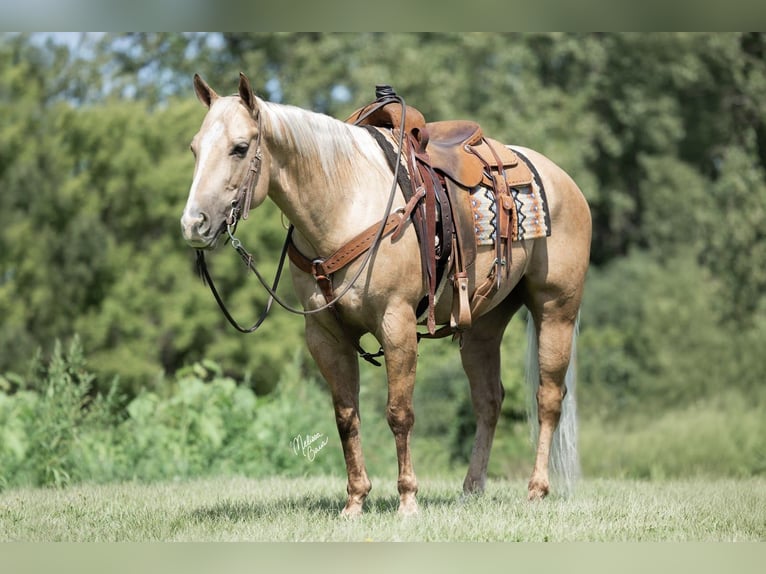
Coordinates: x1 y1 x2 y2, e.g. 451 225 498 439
469 175 551 245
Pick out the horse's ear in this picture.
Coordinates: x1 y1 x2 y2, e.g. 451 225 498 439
193 73 218 108
238 72 257 114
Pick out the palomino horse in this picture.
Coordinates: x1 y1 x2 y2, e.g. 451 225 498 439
181 74 591 516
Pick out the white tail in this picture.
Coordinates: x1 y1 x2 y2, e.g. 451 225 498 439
525 313 581 497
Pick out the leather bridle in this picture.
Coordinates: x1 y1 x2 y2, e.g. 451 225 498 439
225 111 263 232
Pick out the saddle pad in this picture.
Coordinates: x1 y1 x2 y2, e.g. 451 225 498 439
470 181 551 245
469 186 497 245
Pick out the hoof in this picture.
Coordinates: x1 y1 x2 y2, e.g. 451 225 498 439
527 478 550 501
340 501 364 518
397 494 419 517
462 476 486 497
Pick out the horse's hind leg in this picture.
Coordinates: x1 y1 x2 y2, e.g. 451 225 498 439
304 315 371 517
525 293 580 500
460 293 523 495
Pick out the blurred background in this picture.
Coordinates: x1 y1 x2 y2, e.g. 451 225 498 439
0 33 764 489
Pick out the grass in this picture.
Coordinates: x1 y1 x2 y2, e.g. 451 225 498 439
1 475 764 541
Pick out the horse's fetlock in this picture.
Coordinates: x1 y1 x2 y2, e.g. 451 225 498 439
397 475 418 496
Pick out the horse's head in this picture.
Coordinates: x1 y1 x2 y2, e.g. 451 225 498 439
181 73 268 249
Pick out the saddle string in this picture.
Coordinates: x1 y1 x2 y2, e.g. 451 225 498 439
466 140 513 288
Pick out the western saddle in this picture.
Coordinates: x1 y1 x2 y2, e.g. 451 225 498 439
347 86 534 335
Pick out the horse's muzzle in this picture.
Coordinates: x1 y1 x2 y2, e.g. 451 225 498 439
180 211 219 249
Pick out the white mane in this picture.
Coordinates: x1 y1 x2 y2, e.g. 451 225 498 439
259 100 389 185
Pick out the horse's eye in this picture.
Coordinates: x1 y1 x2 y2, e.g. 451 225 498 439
190 144 197 158
231 143 249 158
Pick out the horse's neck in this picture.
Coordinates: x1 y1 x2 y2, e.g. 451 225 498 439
261 102 394 256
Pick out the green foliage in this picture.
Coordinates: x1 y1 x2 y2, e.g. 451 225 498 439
0 337 121 488
2 332 764 492
701 145 766 323
579 250 729 414
0 343 345 490
579 246 766 418
0 35 306 393
581 393 766 479
109 355 342 481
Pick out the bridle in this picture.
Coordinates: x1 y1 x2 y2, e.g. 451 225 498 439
194 92 409 365
225 110 263 231
195 109 277 335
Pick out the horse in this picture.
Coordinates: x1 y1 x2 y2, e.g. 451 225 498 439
180 73 591 517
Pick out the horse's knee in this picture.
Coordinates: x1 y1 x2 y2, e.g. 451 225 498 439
386 403 414 434
335 406 360 438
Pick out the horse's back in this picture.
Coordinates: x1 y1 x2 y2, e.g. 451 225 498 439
509 146 590 226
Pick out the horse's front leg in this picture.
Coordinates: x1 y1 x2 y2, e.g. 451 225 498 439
305 315 371 517
377 304 420 516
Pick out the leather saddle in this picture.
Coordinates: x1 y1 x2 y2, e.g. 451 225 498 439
346 91 535 334
347 99 532 189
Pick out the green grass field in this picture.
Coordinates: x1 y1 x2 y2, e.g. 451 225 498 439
1 475 763 541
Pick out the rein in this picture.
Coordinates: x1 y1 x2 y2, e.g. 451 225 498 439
195 91 410 365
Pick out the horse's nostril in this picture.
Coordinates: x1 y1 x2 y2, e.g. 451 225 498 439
197 212 211 234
